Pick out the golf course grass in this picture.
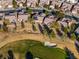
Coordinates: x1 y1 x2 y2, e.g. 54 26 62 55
0 40 67 59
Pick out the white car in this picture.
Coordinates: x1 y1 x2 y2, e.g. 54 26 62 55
8 5 13 8
0 5 2 8
34 57 40 59
44 41 57 47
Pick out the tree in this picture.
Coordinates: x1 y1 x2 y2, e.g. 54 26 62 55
55 11 65 21
32 24 37 31
3 21 8 32
43 24 50 35
50 21 60 29
42 9 49 15
55 5 59 9
71 33 76 40
7 50 14 59
62 27 68 34
28 13 36 24
21 20 25 28
42 15 49 24
49 29 56 38
36 0 40 7
69 23 76 33
26 8 32 14
12 0 17 8
0 54 3 59
38 24 44 34
67 31 71 39
28 16 34 24
49 1 52 6
24 0 27 6
43 24 53 39
43 24 56 39
56 28 63 37
25 51 33 59
43 4 49 9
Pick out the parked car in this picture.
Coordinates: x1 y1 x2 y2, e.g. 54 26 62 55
44 41 57 47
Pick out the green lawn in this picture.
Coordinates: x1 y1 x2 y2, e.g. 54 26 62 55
0 40 67 59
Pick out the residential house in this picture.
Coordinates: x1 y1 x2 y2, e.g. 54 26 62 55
59 17 76 27
60 2 73 12
43 15 57 25
55 0 64 8
58 17 69 27
0 0 13 9
15 0 26 7
49 0 64 9
5 15 16 23
18 14 29 22
49 0 57 9
27 0 37 7
0 19 3 29
16 0 26 3
34 14 43 24
66 0 78 3
0 13 4 17
72 3 79 14
39 0 50 7
75 27 79 34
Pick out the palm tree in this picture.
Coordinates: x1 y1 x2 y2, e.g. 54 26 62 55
15 12 18 30
28 14 34 24
24 0 27 7
49 1 52 6
55 11 65 22
50 21 60 29
27 13 36 32
3 20 8 32
7 49 14 59
21 20 25 28
50 21 66 39
43 24 55 39
12 0 17 8
26 8 32 14
0 54 3 59
38 24 49 41
32 24 37 32
38 23 44 34
25 51 33 59
71 33 76 40
36 0 40 7
43 4 49 9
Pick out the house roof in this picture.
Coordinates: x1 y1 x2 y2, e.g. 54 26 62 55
61 2 73 11
75 27 79 34
44 15 56 24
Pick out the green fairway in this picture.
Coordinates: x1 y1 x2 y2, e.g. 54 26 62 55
0 40 67 59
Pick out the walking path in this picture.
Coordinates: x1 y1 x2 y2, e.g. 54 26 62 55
0 32 79 59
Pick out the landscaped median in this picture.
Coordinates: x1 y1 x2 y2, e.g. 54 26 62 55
0 40 67 59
